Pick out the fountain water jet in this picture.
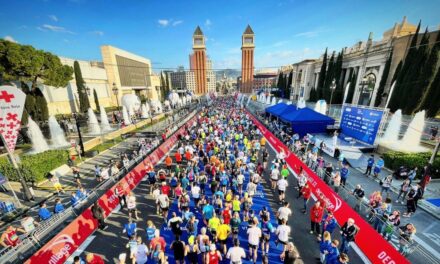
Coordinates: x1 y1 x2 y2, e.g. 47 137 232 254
380 110 402 144
99 106 112 132
27 117 49 153
48 116 69 148
122 106 131 125
399 111 427 152
87 108 101 135
141 104 149 119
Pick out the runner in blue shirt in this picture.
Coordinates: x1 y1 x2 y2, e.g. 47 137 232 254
123 218 137 239
202 201 214 225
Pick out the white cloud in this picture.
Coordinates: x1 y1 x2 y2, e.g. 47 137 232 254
39 24 75 34
90 30 104 36
158 19 169 27
172 20 183 26
295 31 319 38
3 35 18 43
48 15 58 22
205 19 212 28
273 40 288 47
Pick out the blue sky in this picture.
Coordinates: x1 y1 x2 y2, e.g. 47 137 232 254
1 0 439 72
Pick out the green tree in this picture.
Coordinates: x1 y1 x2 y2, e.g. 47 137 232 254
93 89 100 112
388 21 421 112
332 51 344 104
308 87 318 102
74 61 90 112
417 32 440 113
403 28 430 114
421 66 440 117
316 48 328 99
345 70 357 104
286 71 293 99
374 49 393 107
0 40 73 122
323 51 336 101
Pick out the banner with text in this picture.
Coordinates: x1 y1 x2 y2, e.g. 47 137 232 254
340 105 384 145
26 115 197 264
248 110 409 264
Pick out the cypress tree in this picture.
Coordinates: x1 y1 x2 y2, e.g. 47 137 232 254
286 71 293 99
93 89 100 112
277 72 283 88
323 51 336 102
403 28 430 114
33 88 49 122
308 87 318 102
74 61 90 112
422 67 440 117
333 51 344 104
317 48 328 99
345 70 357 104
388 21 421 112
416 31 440 113
374 49 393 107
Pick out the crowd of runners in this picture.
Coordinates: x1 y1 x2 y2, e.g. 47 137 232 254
82 98 355 264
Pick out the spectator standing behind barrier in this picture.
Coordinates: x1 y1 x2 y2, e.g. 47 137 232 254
340 164 349 187
20 214 39 233
374 157 384 178
352 184 365 212
339 218 358 254
54 198 65 214
364 155 374 176
380 175 393 196
91 201 107 230
310 201 324 236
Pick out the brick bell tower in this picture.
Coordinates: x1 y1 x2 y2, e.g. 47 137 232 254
241 25 255 93
192 26 207 95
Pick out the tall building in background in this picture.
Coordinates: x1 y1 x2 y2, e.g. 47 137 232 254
191 26 207 95
241 25 255 93
206 58 216 93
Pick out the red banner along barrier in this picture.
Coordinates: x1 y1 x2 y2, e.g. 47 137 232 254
246 110 409 264
26 115 197 264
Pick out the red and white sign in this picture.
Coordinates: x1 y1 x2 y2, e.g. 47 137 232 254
26 115 198 264
0 85 26 152
247 110 410 264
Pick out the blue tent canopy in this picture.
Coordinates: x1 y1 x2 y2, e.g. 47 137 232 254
279 107 335 136
265 103 288 115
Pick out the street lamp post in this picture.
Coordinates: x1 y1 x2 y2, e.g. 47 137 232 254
112 83 121 116
329 78 337 106
72 112 85 157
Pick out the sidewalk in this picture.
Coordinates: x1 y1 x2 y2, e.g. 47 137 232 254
0 113 173 228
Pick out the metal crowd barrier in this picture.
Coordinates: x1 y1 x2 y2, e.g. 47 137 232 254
0 106 200 264
246 105 439 263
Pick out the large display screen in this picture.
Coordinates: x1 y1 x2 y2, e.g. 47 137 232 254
340 105 384 145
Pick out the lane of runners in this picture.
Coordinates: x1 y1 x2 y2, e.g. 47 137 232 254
78 98 362 264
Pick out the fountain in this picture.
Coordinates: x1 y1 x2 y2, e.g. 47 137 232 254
399 111 427 152
27 117 50 153
99 106 112 132
378 110 428 153
314 100 327 115
87 108 101 135
266 95 271 104
128 105 135 117
380 110 402 144
48 116 69 148
271 97 276 105
122 106 131 125
278 99 283 104
141 104 149 119
261 93 266 103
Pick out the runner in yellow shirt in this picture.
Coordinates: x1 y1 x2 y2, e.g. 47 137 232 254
216 219 231 255
208 214 220 239
260 137 266 147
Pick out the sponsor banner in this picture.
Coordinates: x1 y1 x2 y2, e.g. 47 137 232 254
340 105 384 145
27 115 197 264
247 110 410 264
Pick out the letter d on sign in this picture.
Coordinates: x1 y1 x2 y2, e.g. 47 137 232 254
378 251 396 264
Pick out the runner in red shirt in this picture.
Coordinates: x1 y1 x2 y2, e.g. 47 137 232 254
150 231 166 252
222 207 231 225
175 152 182 164
185 150 192 161
85 253 105 264
0 226 24 248
161 182 171 197
207 244 222 264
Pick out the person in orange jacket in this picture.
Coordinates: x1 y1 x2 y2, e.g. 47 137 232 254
165 155 172 171
310 201 324 236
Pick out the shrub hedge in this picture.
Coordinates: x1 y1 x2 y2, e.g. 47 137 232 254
383 151 440 179
0 150 69 183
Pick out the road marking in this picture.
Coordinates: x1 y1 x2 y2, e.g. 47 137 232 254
64 235 96 264
414 234 440 260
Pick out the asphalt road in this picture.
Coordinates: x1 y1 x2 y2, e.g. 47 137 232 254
75 139 365 264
